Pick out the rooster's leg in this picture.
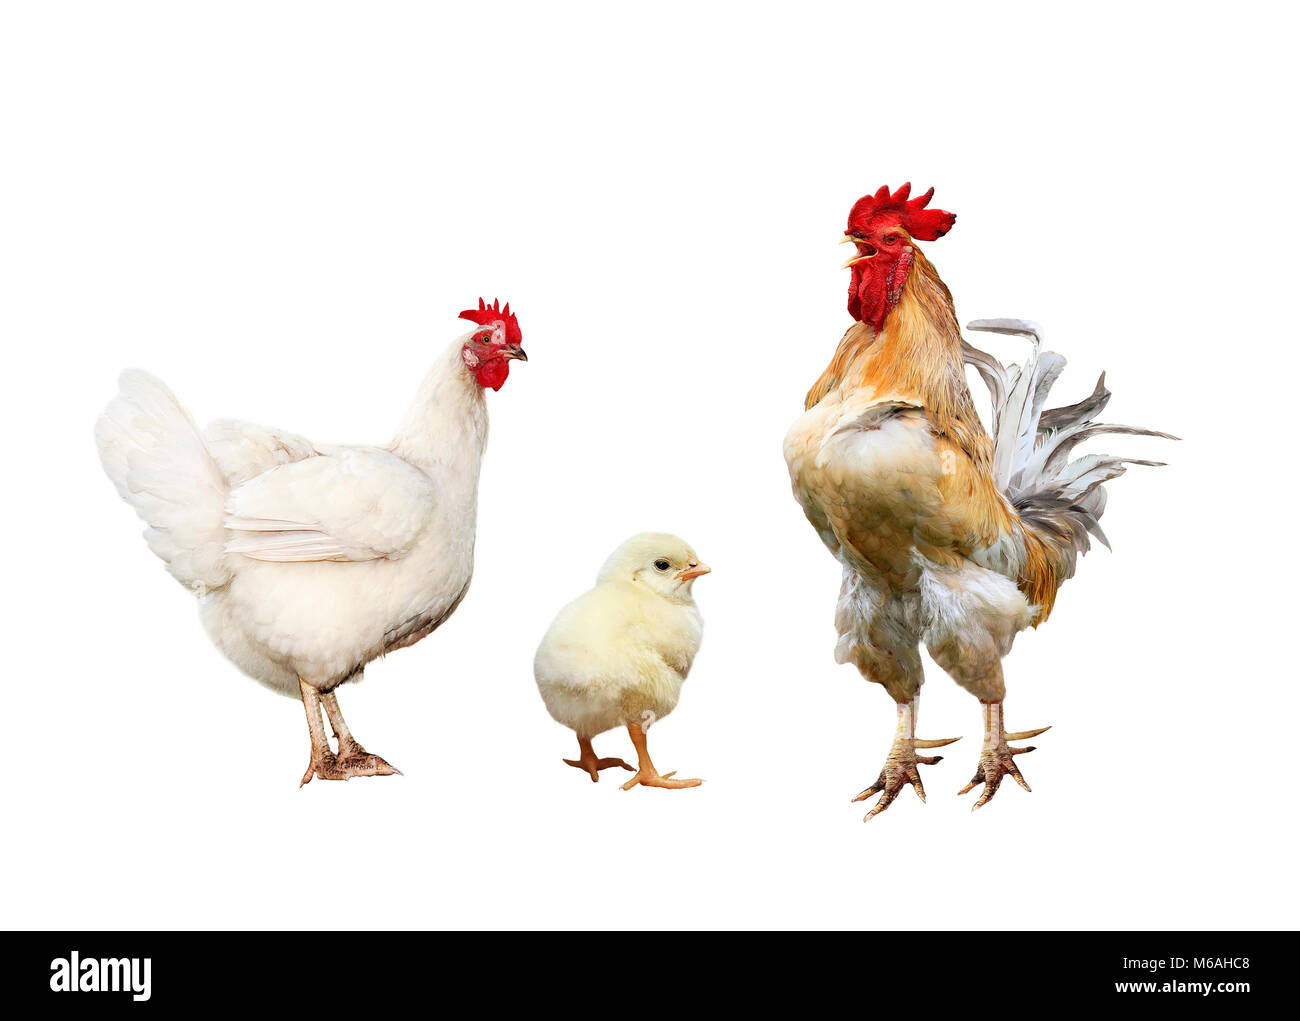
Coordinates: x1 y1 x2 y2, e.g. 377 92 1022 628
320 690 401 779
853 695 960 820
958 701 1051 811
299 680 349 785
620 721 701 791
563 736 634 782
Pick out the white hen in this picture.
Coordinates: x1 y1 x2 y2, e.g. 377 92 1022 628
95 299 527 784
534 533 710 790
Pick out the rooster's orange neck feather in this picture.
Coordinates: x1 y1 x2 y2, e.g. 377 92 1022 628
805 248 993 470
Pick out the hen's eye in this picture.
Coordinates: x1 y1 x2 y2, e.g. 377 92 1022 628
653 559 671 572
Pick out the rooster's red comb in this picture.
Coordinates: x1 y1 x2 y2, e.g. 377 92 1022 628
459 298 522 345
846 183 955 242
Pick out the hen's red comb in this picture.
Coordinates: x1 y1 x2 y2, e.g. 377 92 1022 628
846 183 955 242
459 298 522 345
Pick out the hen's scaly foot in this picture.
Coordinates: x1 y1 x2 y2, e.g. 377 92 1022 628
959 702 1050 811
336 737 402 779
300 750 351 786
621 769 702 791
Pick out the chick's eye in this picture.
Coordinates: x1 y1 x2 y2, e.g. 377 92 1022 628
653 559 670 572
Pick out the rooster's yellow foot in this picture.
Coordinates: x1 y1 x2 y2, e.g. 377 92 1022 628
959 724 1050 811
854 734 961 820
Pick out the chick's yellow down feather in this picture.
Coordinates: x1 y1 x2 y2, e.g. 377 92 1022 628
535 533 706 740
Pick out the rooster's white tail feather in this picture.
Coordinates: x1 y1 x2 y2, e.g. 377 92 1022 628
964 319 1176 554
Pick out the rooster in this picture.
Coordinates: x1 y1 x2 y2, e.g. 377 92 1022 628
783 186 1171 817
96 299 527 785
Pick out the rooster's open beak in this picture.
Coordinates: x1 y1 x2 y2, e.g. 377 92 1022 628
677 563 711 582
840 235 876 268
503 345 528 362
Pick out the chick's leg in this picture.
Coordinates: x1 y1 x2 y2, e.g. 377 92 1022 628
563 736 634 782
621 721 701 791
299 679 348 786
958 701 1050 811
853 695 960 820
320 690 401 779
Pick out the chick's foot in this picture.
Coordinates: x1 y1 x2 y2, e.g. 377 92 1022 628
958 701 1050 811
563 736 634 782
620 721 702 792
853 697 959 820
621 769 703 791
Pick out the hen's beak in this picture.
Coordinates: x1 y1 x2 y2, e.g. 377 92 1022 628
677 563 711 582
503 345 528 362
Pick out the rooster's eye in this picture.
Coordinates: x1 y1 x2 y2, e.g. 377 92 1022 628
885 234 898 244
653 560 670 572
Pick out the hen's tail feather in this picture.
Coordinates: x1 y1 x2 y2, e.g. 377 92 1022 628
95 370 232 595
964 319 1177 622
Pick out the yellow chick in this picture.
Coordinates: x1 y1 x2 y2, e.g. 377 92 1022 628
534 533 710 790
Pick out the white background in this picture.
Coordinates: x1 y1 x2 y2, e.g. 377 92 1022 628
2 1 1295 931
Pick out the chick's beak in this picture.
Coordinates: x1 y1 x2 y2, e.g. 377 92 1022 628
503 345 528 362
677 563 711 582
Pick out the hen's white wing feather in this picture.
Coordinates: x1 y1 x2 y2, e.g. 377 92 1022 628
204 418 318 485
224 446 436 563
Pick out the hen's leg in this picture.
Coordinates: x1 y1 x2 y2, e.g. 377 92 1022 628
959 701 1051 811
854 694 960 820
620 721 701 791
320 690 401 779
563 736 634 782
299 680 348 785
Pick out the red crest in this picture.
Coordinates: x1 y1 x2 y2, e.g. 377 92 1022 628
459 298 522 345
846 183 956 242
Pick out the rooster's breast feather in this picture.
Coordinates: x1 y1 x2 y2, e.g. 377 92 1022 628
224 446 437 563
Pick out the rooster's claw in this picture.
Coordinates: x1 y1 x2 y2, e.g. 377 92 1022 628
960 709 1050 810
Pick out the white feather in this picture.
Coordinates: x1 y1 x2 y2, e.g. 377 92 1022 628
94 370 231 595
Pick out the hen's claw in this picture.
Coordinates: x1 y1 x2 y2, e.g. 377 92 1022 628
300 750 351 786
336 743 402 779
